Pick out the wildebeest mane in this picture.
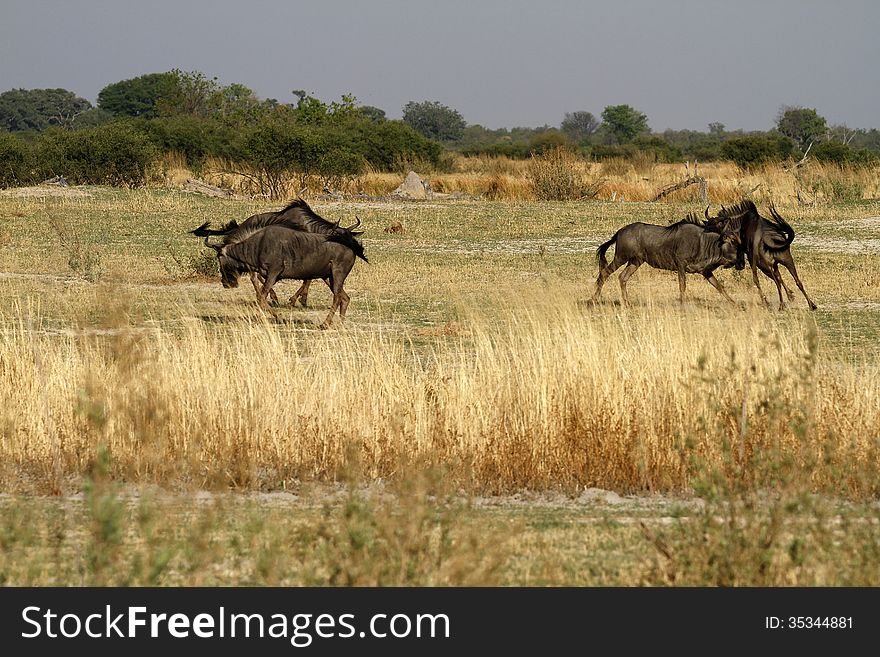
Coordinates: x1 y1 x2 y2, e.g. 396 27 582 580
220 213 300 246
713 199 759 231
665 212 707 231
273 198 345 233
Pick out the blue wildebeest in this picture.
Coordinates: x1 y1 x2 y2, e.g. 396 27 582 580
196 214 367 327
703 199 817 310
591 214 742 304
193 198 364 307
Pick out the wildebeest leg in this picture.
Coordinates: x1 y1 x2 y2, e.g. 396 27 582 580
258 269 281 320
319 268 348 329
770 264 795 301
289 278 333 307
618 262 640 305
289 280 312 307
778 258 818 310
250 272 278 304
751 262 770 307
337 288 351 321
592 256 625 301
758 261 786 310
678 270 687 303
703 272 737 304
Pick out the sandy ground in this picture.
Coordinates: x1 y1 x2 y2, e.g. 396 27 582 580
0 185 93 198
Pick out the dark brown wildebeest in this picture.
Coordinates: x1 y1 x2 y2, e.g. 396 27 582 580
704 200 817 310
197 216 367 327
193 198 364 307
591 214 742 305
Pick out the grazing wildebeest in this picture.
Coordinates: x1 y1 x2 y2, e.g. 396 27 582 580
198 216 367 327
591 214 742 305
193 198 364 307
704 200 817 310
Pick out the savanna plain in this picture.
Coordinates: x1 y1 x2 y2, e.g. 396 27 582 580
1 159 879 586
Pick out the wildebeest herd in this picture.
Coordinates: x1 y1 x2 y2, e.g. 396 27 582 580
192 197 814 326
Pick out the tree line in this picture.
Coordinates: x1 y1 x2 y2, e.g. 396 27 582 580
1 70 878 190
0 71 441 190
454 105 880 167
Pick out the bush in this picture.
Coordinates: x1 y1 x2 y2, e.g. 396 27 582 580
526 146 602 201
142 116 232 170
720 133 794 169
339 119 442 171
812 141 878 166
36 122 159 187
0 133 34 187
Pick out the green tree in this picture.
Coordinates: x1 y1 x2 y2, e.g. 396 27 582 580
215 83 264 126
708 122 726 137
600 104 649 144
292 90 329 123
402 100 466 142
776 106 827 150
0 88 93 131
359 105 387 123
561 111 599 143
159 70 222 117
97 72 176 118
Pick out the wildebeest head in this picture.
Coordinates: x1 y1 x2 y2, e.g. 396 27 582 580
719 229 743 269
704 205 747 271
202 236 242 288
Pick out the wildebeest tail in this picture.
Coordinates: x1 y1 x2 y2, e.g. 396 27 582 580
328 232 369 262
190 220 239 237
764 215 795 251
596 232 619 268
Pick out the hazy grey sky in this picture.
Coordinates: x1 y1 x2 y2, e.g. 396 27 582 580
2 0 878 132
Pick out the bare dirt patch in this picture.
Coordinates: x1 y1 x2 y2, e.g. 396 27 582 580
796 234 880 254
0 185 93 199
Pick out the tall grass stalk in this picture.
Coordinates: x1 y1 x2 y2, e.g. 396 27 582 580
1 292 877 495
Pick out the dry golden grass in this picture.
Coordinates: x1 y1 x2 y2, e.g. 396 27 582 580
1 186 879 585
0 186 878 499
1 289 877 496
154 152 880 206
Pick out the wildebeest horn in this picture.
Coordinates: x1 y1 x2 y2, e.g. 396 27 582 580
346 216 362 231
769 204 784 223
202 236 222 252
704 205 711 220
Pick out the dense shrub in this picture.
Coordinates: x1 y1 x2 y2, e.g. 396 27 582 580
720 133 795 169
0 132 33 187
338 119 441 170
812 141 878 165
36 122 159 186
593 135 691 162
141 115 233 169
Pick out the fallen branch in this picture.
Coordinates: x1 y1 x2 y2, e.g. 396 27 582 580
653 161 707 202
184 178 233 198
783 141 813 171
